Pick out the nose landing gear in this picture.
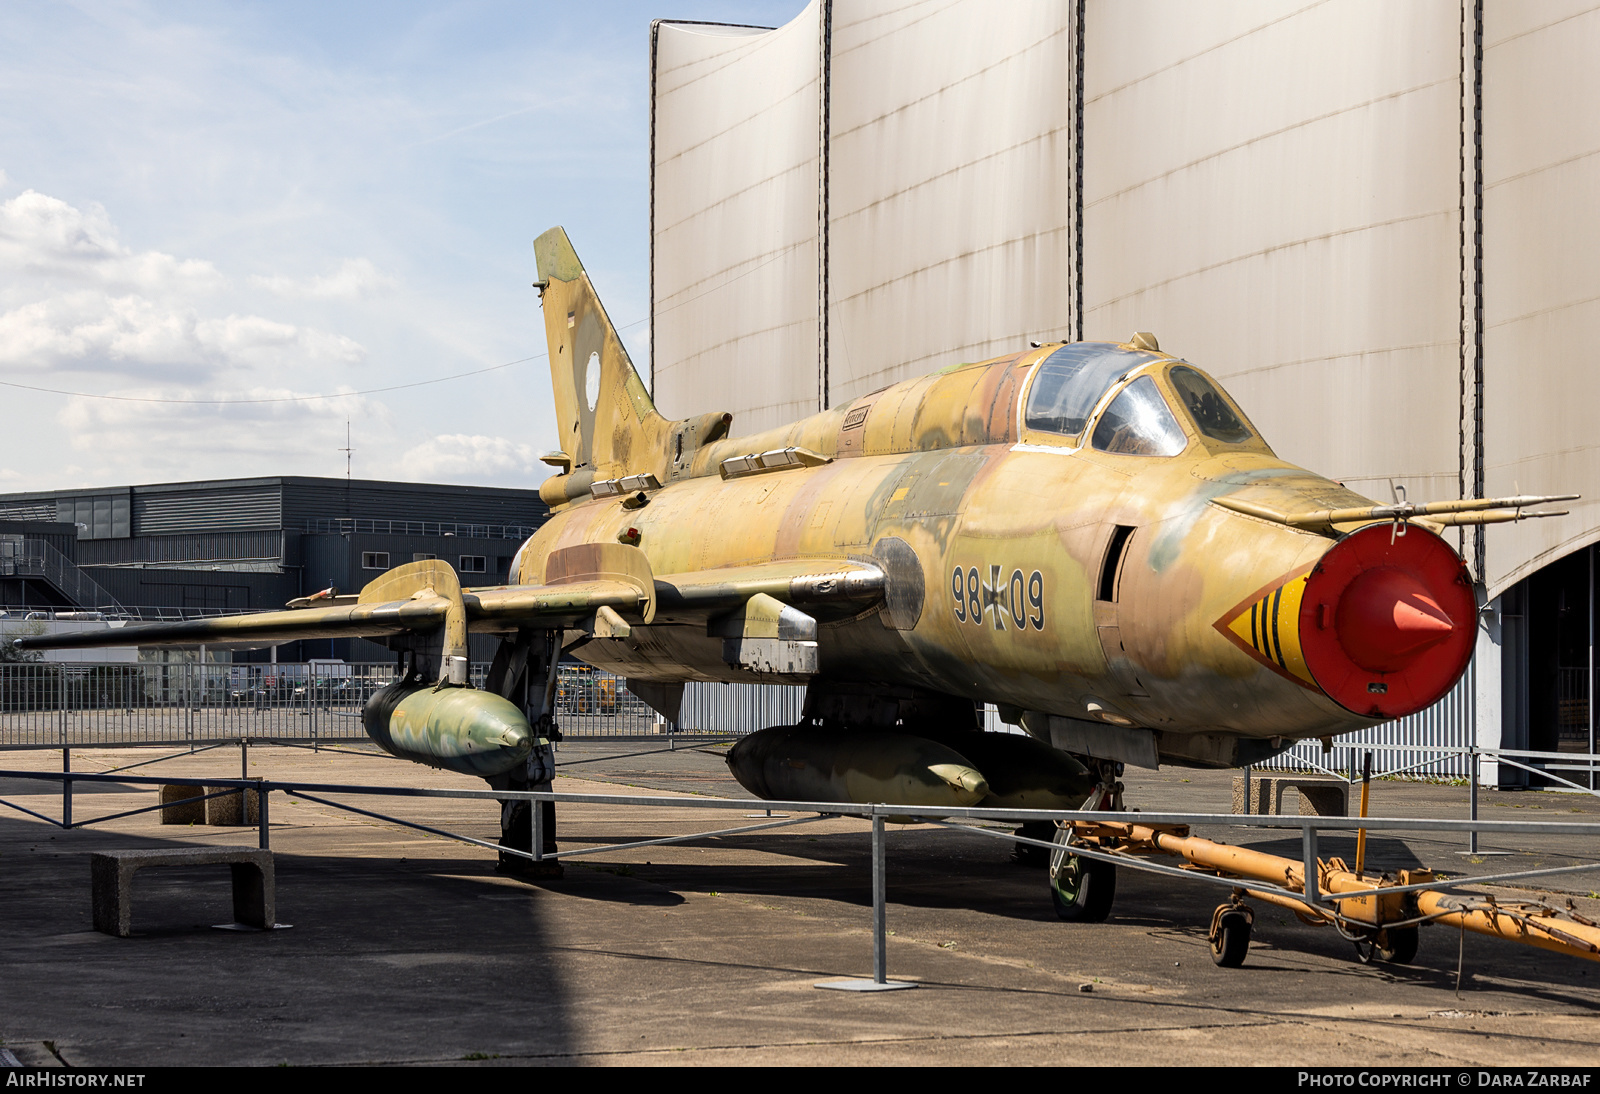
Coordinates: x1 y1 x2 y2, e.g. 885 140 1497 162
1048 759 1123 922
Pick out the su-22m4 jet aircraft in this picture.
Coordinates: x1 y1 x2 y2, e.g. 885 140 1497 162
17 227 1574 919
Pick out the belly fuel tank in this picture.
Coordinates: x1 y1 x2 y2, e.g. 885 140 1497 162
725 724 1098 811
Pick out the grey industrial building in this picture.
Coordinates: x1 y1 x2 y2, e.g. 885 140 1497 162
0 476 547 662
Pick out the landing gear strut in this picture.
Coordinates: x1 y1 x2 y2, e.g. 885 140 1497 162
488 629 564 880
495 741 562 879
1047 759 1123 922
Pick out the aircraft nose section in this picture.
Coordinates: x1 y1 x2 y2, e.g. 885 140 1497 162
1213 521 1476 719
1335 566 1456 673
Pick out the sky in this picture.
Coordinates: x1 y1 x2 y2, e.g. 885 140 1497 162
0 0 803 493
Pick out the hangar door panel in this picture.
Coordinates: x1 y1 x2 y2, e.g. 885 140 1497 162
827 0 1076 404
1081 0 1464 506
1479 1 1600 596
651 7 823 436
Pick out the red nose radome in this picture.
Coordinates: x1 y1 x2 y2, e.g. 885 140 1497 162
1299 523 1476 719
1334 566 1456 673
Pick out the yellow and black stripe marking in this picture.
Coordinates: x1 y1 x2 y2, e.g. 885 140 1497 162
1219 571 1316 689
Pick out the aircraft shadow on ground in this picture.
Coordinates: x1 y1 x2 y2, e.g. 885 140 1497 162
0 842 586 1064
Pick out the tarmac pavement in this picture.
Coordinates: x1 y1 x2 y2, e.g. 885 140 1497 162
0 739 1598 1067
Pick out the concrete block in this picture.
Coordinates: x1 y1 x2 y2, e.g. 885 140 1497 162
205 785 260 826
158 784 207 825
1230 776 1271 814
1231 775 1348 816
1295 783 1349 817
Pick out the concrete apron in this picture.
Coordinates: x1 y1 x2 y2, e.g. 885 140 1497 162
0 744 1597 1066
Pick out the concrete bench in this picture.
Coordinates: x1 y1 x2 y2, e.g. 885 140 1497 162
1231 774 1348 817
90 848 277 937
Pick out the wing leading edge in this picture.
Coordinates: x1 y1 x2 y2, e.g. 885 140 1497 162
12 545 885 652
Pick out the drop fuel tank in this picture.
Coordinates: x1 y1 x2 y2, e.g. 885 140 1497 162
362 680 532 778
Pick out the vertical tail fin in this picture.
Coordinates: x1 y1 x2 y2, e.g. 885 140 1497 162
535 227 669 500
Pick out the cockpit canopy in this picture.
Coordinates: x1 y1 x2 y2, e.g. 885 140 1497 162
1023 343 1262 456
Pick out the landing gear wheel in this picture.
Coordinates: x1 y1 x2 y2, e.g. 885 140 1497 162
1210 909 1252 967
1046 759 1124 921
1354 926 1418 965
1050 852 1117 921
1048 821 1117 922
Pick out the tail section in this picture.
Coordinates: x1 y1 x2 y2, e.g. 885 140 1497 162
535 227 672 501
535 228 734 507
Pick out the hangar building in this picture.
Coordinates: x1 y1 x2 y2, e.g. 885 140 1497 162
0 476 547 662
646 1 1600 785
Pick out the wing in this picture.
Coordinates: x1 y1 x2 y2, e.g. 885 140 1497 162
12 544 885 651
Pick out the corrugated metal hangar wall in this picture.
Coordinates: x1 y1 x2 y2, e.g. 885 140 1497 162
649 1 1600 782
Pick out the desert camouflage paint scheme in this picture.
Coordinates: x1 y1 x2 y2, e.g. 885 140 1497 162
525 227 1474 768
19 227 1501 778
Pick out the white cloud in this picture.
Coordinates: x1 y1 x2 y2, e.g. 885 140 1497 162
0 187 368 382
0 291 364 377
399 433 543 485
251 258 396 300
0 190 223 294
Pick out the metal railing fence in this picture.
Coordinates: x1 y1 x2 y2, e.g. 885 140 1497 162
1257 659 1600 793
1 537 126 614
4 765 1599 987
0 604 275 622
4 658 1596 795
1260 660 1478 780
0 662 808 748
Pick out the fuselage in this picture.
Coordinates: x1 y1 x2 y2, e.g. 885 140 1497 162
517 341 1472 751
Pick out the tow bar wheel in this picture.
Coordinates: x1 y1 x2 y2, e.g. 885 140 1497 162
1209 902 1255 967
1353 926 1419 965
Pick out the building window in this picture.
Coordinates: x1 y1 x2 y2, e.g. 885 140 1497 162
362 551 390 570
459 555 486 573
412 553 436 562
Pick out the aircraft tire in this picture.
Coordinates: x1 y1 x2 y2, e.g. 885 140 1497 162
1049 853 1116 922
1210 911 1251 967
